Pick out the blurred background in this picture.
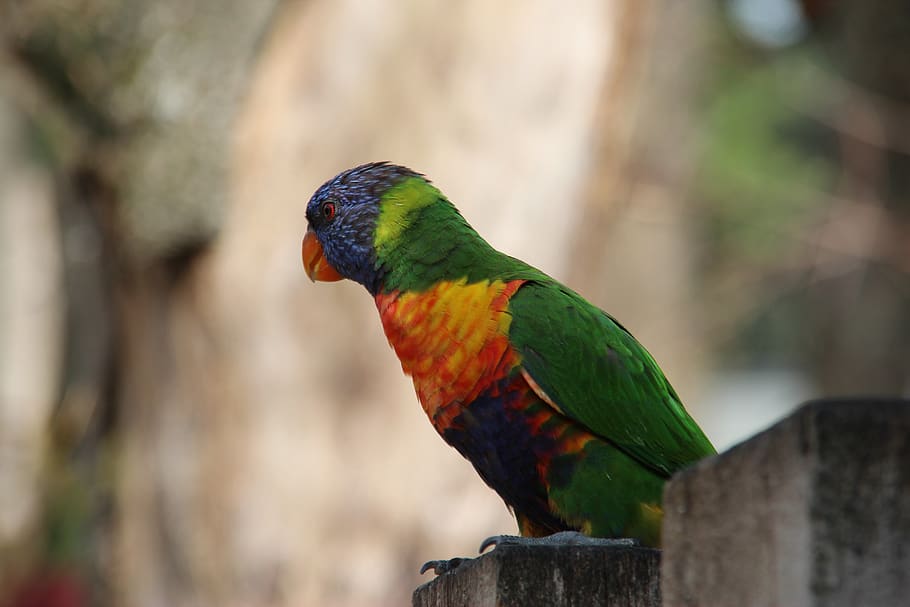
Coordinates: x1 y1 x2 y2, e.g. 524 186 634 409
1 0 908 605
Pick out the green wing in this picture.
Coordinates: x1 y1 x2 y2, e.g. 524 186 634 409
508 281 716 477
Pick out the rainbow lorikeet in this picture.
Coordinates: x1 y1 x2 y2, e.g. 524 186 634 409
302 162 715 560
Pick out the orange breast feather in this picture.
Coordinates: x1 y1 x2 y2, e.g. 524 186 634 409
375 279 525 427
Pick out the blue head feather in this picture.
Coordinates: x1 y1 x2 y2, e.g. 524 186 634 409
305 162 421 294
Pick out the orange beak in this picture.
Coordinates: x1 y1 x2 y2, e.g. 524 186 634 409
302 230 344 282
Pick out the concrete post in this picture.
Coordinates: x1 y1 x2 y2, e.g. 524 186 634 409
413 544 661 607
662 399 910 607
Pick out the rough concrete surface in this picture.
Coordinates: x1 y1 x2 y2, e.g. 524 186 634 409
662 399 910 607
413 544 660 607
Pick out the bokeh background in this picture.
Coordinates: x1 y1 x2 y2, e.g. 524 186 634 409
1 0 908 605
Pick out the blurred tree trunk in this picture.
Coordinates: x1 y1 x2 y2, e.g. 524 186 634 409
0 92 64 592
1 2 281 606
567 0 711 406
803 0 910 394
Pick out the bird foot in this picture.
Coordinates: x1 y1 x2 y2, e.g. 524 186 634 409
419 557 471 576
479 531 639 553
421 532 639 576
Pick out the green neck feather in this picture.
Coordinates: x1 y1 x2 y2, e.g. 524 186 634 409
374 177 544 293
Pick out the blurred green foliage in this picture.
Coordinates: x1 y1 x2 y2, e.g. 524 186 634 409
698 52 835 265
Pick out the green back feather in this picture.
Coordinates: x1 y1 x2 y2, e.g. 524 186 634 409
508 283 717 476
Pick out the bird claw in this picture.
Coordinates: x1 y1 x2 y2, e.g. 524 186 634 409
419 557 470 576
479 534 518 553
480 531 639 553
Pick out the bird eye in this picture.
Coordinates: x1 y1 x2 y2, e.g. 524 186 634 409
322 201 336 221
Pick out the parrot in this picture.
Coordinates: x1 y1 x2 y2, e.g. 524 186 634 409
302 162 715 566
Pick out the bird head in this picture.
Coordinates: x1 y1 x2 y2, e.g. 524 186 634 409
303 161 450 294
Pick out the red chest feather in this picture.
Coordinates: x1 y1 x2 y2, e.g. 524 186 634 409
374 279 524 428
